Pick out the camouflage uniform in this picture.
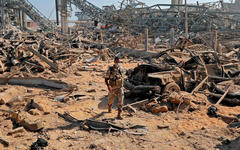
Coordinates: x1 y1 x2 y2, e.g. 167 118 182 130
105 65 124 112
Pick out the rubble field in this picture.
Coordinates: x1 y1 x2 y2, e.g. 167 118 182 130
0 24 240 150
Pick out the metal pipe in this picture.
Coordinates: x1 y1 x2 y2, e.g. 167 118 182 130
55 0 59 25
145 28 148 51
185 0 188 39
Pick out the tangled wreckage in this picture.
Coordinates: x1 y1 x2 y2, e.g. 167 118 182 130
124 43 240 107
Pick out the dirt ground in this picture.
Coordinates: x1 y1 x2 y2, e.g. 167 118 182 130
0 58 240 150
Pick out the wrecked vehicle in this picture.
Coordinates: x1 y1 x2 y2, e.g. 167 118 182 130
125 48 240 106
124 49 206 98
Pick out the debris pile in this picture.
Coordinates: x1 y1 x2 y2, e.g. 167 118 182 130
0 27 60 74
124 41 240 109
141 91 204 114
0 25 115 78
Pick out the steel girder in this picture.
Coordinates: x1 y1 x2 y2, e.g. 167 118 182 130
70 0 240 34
1 0 56 31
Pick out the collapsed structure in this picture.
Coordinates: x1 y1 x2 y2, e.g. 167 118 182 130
1 0 240 33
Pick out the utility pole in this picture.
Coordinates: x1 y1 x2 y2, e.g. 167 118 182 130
170 28 175 48
0 0 5 30
214 30 218 52
60 0 68 34
55 0 59 25
185 0 188 39
145 28 148 51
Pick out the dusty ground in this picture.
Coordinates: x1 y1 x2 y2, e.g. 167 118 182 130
0 58 240 150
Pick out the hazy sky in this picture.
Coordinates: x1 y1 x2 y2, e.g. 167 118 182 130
28 0 232 20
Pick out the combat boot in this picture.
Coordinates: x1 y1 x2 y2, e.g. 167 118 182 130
117 108 123 120
108 104 112 113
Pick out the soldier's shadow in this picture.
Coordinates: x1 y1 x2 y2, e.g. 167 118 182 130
98 95 130 110
98 95 119 110
95 95 134 120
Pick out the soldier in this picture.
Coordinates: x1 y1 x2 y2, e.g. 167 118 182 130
104 54 124 119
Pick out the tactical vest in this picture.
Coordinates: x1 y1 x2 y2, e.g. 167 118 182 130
109 66 123 88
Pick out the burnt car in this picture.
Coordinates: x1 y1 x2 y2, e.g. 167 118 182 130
124 48 240 106
124 49 206 98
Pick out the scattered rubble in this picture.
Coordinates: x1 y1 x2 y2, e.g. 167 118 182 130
0 98 5 105
30 138 48 150
11 111 44 131
0 137 9 147
7 127 26 136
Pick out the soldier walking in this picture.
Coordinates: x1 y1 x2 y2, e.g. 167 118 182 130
104 54 124 119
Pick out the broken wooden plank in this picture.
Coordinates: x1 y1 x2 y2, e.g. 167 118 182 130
208 75 232 80
215 81 234 106
194 91 240 104
191 76 208 94
123 99 149 109
24 61 45 70
123 105 137 114
157 125 170 129
26 46 58 71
